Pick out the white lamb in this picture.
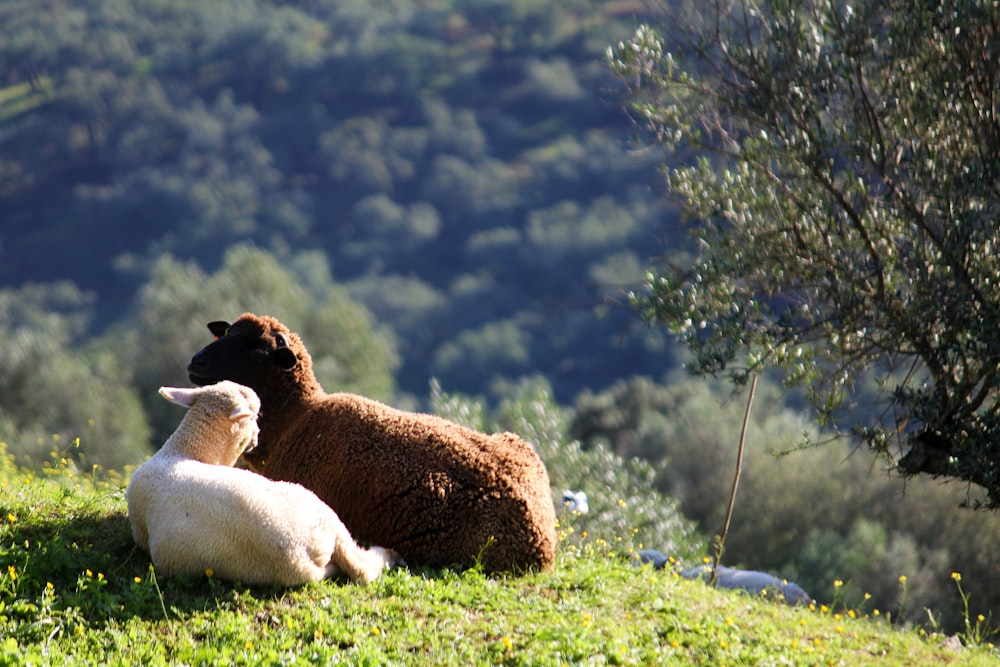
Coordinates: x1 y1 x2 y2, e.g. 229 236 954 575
126 381 399 586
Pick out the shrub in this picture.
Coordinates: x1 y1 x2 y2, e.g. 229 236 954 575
0 284 150 470
569 374 1000 632
431 376 705 564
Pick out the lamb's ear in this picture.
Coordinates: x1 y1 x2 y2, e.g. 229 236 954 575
159 386 198 408
272 332 298 370
229 404 255 421
207 321 231 339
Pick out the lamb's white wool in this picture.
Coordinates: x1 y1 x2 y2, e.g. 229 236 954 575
126 381 398 586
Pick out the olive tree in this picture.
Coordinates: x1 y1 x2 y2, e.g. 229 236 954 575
608 1 1000 506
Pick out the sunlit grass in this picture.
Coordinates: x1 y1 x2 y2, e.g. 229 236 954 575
0 446 997 665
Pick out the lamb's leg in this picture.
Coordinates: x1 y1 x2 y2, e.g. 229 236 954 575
326 536 400 584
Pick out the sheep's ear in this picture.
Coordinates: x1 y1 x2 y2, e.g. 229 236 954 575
207 321 231 339
272 332 298 370
159 386 198 408
272 347 298 370
229 405 255 421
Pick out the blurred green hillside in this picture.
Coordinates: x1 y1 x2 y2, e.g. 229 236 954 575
0 0 676 404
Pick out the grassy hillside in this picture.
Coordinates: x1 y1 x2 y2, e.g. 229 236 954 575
0 449 995 666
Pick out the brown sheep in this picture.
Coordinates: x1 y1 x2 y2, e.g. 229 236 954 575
187 312 557 574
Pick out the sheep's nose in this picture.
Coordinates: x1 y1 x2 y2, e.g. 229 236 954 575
187 352 214 385
187 352 206 373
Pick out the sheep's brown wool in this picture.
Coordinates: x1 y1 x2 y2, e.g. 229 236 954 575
188 313 558 573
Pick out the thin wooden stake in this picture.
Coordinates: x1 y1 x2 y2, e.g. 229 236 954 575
710 373 757 586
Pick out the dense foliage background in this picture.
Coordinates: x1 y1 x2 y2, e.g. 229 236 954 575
1 0 678 408
1 0 998 633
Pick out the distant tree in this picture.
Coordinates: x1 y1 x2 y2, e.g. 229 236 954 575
422 99 488 158
421 154 519 225
522 57 586 107
588 251 646 302
791 517 950 619
570 376 678 461
345 274 449 395
118 243 399 446
524 197 641 267
463 226 523 276
0 283 149 469
431 318 532 394
569 375 806 523
463 0 567 54
610 2 1000 507
343 195 441 271
319 117 406 197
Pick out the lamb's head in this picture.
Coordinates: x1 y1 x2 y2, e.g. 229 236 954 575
186 313 318 400
159 381 261 466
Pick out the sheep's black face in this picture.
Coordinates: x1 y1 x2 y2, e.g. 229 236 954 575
187 319 298 388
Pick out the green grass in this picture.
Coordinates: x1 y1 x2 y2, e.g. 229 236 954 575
0 450 996 666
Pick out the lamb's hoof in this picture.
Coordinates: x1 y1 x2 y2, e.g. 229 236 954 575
372 546 404 569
